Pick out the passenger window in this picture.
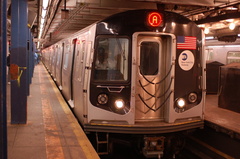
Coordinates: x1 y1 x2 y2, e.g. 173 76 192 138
81 40 85 62
56 45 60 66
140 42 159 75
227 51 240 64
63 44 70 70
78 40 86 80
206 48 214 61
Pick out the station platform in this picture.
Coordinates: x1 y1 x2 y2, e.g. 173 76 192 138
7 63 99 159
205 94 240 138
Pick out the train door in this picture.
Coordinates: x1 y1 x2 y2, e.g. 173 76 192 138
72 35 93 123
51 46 57 80
55 43 64 89
70 38 77 104
48 48 53 71
134 33 175 121
72 38 86 118
61 39 76 107
55 44 63 89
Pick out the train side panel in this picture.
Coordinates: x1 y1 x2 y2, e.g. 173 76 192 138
72 24 97 124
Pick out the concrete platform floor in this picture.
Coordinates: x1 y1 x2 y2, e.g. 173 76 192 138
7 63 99 159
205 94 240 134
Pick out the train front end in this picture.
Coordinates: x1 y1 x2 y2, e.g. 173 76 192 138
87 9 205 157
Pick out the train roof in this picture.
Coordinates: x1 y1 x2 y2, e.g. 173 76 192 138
95 9 201 37
43 9 203 49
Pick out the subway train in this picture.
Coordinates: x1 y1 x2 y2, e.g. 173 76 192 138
42 9 205 158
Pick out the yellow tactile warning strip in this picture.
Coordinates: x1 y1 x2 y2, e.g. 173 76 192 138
39 65 99 159
49 78 100 159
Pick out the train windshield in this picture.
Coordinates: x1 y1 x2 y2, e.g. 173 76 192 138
93 37 129 82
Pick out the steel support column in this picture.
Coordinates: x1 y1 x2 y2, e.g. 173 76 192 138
0 0 8 158
26 30 30 96
10 0 28 124
28 31 34 85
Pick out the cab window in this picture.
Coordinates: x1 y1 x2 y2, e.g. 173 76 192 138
93 37 129 81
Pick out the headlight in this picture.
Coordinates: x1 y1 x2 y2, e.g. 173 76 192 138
188 93 197 103
176 98 186 109
97 94 108 105
114 99 125 109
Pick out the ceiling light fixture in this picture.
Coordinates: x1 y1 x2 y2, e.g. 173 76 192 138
204 27 210 34
37 0 50 48
42 0 49 9
205 36 214 40
225 19 234 23
229 22 235 30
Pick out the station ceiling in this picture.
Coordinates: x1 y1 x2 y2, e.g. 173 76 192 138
7 0 240 48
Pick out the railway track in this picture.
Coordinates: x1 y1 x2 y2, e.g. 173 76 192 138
179 126 240 159
182 136 234 159
90 125 240 159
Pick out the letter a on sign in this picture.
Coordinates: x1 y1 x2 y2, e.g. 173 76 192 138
147 12 163 27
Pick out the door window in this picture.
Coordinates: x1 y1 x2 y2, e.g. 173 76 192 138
140 41 159 75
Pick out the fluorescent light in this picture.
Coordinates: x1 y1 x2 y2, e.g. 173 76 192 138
206 45 223 48
204 27 210 34
207 45 240 48
38 1 49 40
42 9 47 18
225 45 240 47
198 24 205 28
42 0 49 9
226 19 234 23
38 29 43 39
229 23 235 30
41 18 45 25
205 36 214 40
226 7 237 10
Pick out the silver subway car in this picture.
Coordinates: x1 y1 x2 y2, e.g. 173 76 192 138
42 9 205 158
